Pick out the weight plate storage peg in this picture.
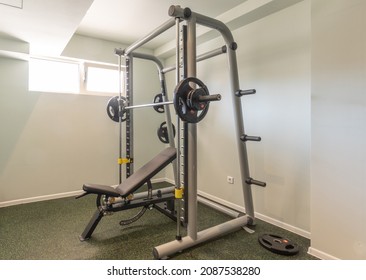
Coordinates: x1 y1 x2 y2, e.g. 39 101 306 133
157 121 176 144
173 77 221 123
106 96 127 122
258 233 299 256
153 93 165 113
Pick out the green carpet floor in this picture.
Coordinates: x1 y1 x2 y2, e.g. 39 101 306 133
0 184 317 260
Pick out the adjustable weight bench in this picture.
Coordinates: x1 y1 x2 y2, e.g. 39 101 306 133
77 147 176 241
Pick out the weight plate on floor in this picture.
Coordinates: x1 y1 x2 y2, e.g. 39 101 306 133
258 233 299 256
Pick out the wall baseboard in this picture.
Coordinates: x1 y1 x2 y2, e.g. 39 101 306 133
0 190 84 208
307 247 339 260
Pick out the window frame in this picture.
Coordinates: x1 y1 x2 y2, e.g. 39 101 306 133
81 62 124 97
28 56 124 97
28 57 81 94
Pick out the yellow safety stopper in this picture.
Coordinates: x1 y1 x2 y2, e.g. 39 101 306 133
118 158 130 165
175 188 183 199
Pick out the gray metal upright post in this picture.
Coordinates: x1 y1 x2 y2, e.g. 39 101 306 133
186 16 198 241
227 46 255 219
125 56 134 177
117 53 123 184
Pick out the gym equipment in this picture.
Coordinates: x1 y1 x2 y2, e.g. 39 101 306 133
258 233 299 256
76 147 176 241
173 77 221 123
114 51 180 225
107 95 170 122
157 121 176 144
152 5 266 259
106 79 218 124
153 93 165 113
79 5 266 260
106 96 127 122
110 86 217 123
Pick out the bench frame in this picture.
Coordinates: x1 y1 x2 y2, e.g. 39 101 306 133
78 147 177 241
79 183 176 241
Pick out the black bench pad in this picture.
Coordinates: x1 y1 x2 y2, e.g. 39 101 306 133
82 184 120 197
82 147 176 198
116 147 176 197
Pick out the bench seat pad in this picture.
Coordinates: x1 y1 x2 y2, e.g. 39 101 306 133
82 184 120 197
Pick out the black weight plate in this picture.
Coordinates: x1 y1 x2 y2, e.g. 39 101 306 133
106 96 126 122
153 93 165 113
258 233 299 256
173 77 209 123
157 121 176 144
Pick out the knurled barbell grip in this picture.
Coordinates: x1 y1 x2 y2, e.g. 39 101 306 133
245 177 267 187
198 94 222 102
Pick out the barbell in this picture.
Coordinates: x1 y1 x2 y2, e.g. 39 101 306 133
106 77 221 123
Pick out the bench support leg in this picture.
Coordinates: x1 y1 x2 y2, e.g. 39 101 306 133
79 209 104 241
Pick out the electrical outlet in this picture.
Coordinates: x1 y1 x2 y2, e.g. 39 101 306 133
227 176 234 184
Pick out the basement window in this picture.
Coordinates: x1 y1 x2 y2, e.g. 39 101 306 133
29 58 80 94
84 63 123 95
29 57 123 96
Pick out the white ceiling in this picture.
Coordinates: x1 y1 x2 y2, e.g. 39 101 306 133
76 0 246 49
0 0 303 58
0 0 94 56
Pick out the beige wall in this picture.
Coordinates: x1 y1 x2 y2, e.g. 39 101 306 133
0 35 165 204
310 0 366 259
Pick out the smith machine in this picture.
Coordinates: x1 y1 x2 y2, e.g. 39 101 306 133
77 6 266 259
